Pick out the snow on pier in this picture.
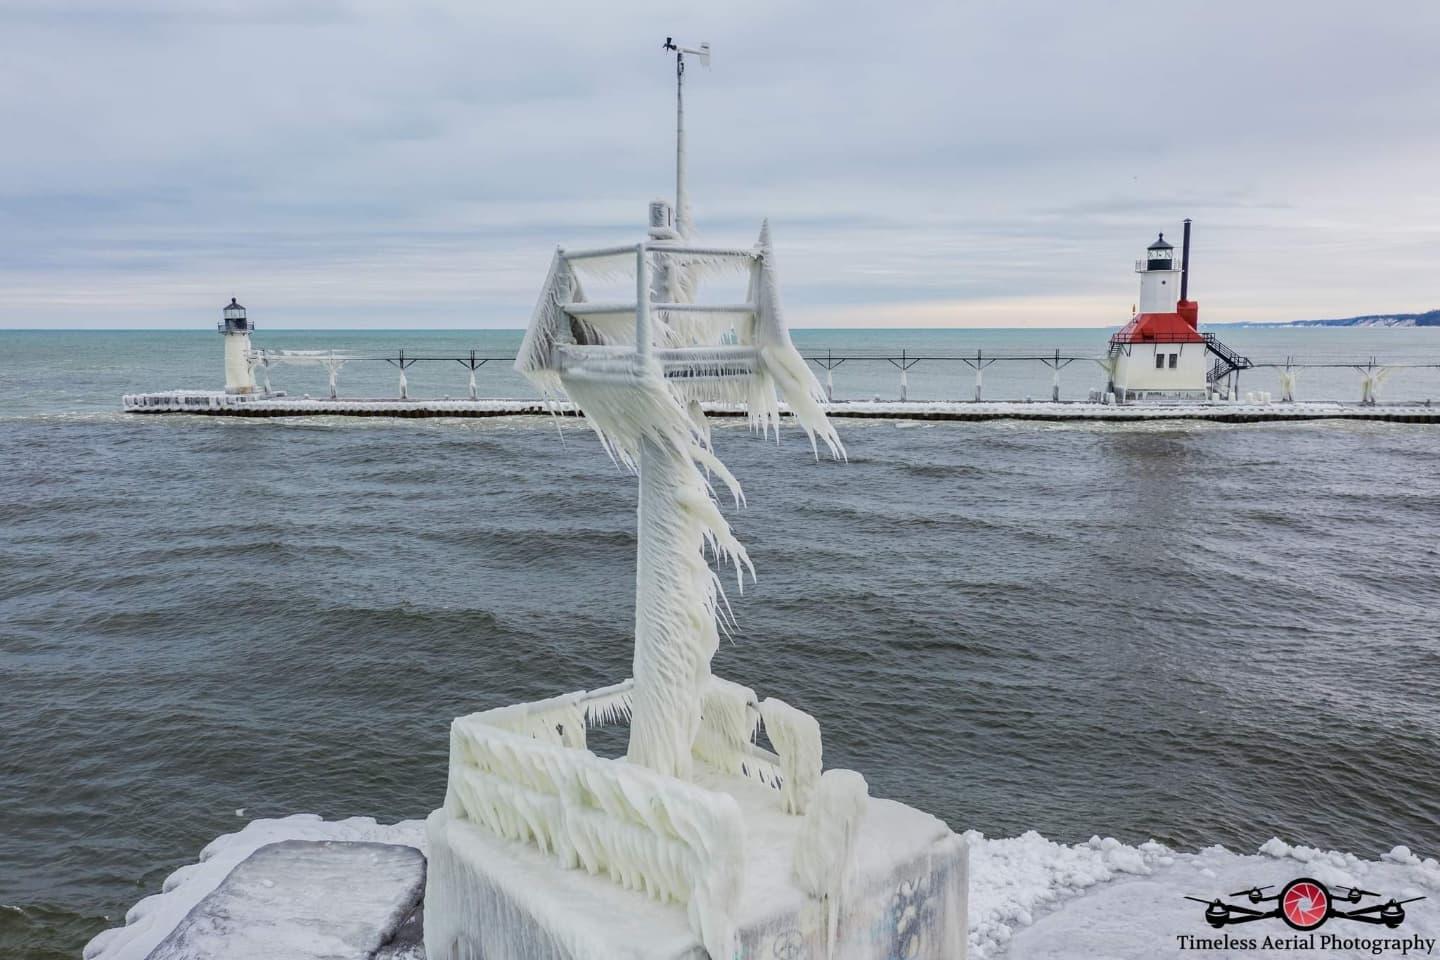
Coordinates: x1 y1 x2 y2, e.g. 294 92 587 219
85 815 1440 960
121 391 1440 424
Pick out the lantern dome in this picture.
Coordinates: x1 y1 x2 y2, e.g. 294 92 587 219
220 297 250 334
1145 234 1175 271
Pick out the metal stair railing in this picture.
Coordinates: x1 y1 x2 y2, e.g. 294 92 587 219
1203 332 1253 382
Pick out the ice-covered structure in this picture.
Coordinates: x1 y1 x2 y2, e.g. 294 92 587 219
423 40 966 960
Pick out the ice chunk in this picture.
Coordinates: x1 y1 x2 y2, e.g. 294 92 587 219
147 840 424 960
84 815 425 960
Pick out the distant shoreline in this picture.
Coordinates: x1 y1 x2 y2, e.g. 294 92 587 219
1216 309 1440 329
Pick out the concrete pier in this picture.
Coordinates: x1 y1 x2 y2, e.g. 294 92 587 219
122 391 1440 424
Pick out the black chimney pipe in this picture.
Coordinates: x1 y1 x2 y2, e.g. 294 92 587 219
1180 218 1192 301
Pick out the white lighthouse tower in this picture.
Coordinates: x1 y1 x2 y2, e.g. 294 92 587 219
220 297 256 394
1107 222 1208 402
1137 233 1182 314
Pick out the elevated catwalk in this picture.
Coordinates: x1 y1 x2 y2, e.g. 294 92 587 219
122 392 1440 423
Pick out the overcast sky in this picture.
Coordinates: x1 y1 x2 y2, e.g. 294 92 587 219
3 0 1437 329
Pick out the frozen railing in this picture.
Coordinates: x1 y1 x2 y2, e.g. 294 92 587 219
441 674 824 959
551 344 760 383
445 708 745 955
130 345 1440 405
514 241 762 380
452 676 819 814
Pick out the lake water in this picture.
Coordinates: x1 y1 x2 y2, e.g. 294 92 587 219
2 328 1439 958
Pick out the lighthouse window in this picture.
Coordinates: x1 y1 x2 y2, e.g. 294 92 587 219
1168 353 1179 369
1155 354 1166 369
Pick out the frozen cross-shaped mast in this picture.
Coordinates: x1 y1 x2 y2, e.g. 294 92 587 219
513 43 839 780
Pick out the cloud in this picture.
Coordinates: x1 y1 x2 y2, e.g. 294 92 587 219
2 0 1437 328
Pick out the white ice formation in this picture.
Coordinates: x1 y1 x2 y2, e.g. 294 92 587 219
434 677 834 958
420 174 969 959
793 769 872 953
512 222 840 785
425 211 874 959
422 43 968 960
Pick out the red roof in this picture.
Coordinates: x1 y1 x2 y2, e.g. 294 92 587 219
1111 302 1203 345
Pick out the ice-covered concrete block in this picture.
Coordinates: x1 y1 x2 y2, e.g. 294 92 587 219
425 770 967 960
145 840 424 960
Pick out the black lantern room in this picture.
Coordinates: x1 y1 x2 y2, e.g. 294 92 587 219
221 297 249 334
1145 234 1175 272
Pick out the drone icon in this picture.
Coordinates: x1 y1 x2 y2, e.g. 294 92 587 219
1186 877 1424 931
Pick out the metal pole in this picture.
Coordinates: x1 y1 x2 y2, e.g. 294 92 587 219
675 53 689 239
825 349 834 402
1180 218 1192 302
974 350 983 401
1051 348 1060 402
899 349 907 402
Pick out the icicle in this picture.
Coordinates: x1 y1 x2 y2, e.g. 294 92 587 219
468 369 478 401
326 354 342 399
514 251 581 378
1279 367 1297 403
1052 366 1061 403
398 367 408 400
750 222 844 459
759 697 822 815
974 366 983 402
1361 366 1392 405
792 770 869 958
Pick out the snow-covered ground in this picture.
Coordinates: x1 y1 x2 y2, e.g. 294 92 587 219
85 816 1440 959
969 832 1440 958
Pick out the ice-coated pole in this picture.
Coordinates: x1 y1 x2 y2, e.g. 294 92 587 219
635 242 651 359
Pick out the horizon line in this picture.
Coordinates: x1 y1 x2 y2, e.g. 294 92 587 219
0 321 1341 333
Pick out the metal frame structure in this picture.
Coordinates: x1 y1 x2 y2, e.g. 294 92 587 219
243 347 1440 404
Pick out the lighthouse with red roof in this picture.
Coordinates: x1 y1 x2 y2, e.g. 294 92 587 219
1107 219 1209 402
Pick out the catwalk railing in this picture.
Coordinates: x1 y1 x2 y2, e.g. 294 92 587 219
243 348 1440 405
